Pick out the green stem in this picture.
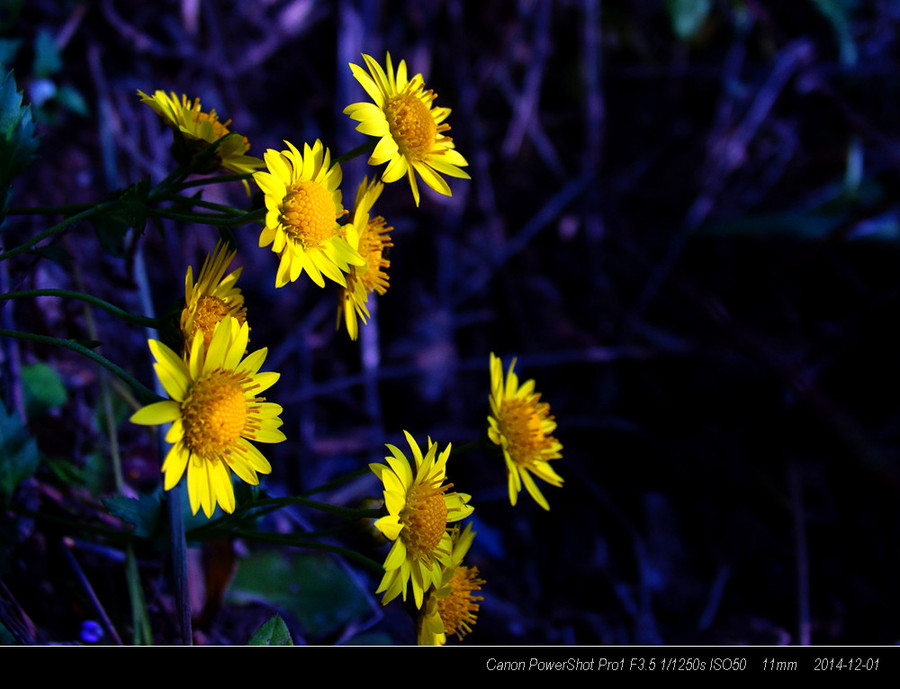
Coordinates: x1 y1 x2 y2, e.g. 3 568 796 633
4 202 96 216
155 194 247 218
452 436 493 456
187 494 380 542
299 467 373 497
149 206 264 228
148 165 189 200
0 203 109 262
173 174 254 191
126 538 153 644
333 139 377 167
231 528 384 575
0 328 162 404
0 289 159 328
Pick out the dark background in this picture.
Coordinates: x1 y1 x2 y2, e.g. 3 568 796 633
2 0 900 646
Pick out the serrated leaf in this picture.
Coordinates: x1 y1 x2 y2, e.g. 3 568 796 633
0 399 40 502
0 70 39 197
248 615 294 646
21 362 67 416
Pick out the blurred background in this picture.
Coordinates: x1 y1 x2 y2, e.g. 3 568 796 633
2 0 900 645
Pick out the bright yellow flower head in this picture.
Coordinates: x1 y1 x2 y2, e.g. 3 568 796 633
337 176 393 340
488 353 563 510
253 139 364 289
137 90 263 180
180 240 247 354
344 53 470 207
417 523 484 646
369 431 474 609
130 318 286 518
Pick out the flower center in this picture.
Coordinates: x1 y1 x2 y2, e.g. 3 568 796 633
280 180 338 249
498 397 555 467
189 295 246 349
385 92 436 161
181 370 248 459
401 482 448 558
358 216 393 294
437 565 484 640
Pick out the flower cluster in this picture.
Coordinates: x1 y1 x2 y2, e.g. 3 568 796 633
131 243 285 518
369 432 473 609
127 55 564 646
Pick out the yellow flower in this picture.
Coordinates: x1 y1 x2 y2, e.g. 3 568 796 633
253 139 364 288
417 523 484 646
130 318 285 518
180 240 247 354
369 431 474 609
344 53 470 206
337 176 393 340
488 353 563 510
137 90 263 182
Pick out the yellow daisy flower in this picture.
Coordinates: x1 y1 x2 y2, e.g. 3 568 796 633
344 52 470 206
137 90 263 180
417 523 485 646
130 317 285 518
488 353 563 510
369 431 474 609
253 139 364 288
337 176 393 340
180 240 247 354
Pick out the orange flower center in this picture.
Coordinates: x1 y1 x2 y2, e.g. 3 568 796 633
498 397 557 467
385 92 436 161
357 216 393 295
401 482 448 559
437 565 484 640
182 371 248 458
188 295 246 350
281 180 338 249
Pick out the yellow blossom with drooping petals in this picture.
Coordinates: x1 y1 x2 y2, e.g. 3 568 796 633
337 176 393 340
369 431 473 609
488 353 563 510
180 240 247 354
138 90 263 185
417 523 484 646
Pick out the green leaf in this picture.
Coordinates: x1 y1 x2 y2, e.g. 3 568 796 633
228 550 371 638
43 455 85 486
248 615 294 646
55 84 89 116
32 29 61 78
0 399 40 502
0 70 39 202
810 0 858 66
664 0 711 41
92 178 150 256
21 362 67 416
103 492 163 539
0 38 21 69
